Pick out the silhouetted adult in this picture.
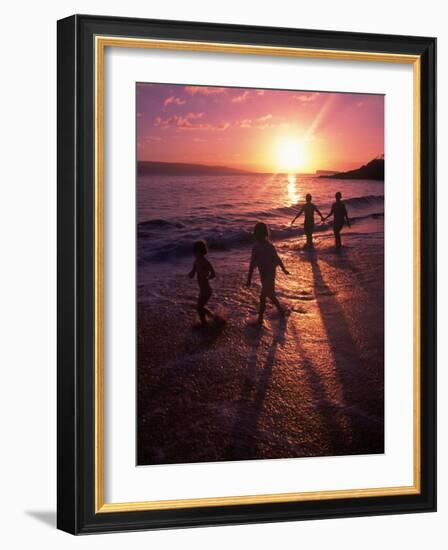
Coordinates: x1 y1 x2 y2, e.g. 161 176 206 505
324 191 351 249
290 193 324 247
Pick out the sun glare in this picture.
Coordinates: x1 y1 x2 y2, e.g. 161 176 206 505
287 174 300 205
276 138 306 173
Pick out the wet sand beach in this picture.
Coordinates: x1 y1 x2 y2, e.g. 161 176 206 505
137 222 384 465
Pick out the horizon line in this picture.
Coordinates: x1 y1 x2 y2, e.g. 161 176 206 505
136 156 384 175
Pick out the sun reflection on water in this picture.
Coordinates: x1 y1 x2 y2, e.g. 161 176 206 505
287 174 300 206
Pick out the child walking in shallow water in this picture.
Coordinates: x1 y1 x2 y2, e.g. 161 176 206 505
246 222 289 325
188 240 216 325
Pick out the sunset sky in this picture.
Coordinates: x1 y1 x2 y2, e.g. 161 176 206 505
136 83 384 173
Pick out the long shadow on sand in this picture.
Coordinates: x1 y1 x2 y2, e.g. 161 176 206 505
185 321 227 354
223 317 287 460
308 254 384 455
287 321 354 457
318 247 381 296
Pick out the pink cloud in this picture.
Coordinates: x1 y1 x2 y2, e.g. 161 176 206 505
295 93 320 103
154 112 229 131
184 86 226 95
236 114 273 129
163 96 187 106
236 119 251 128
231 89 266 103
232 90 251 103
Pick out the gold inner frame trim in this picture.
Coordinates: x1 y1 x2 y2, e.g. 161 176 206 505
94 35 421 514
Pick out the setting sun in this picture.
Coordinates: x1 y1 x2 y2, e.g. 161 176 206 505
276 138 306 173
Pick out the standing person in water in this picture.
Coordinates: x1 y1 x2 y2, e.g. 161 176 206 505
324 191 351 249
290 193 324 247
188 240 216 325
246 222 289 325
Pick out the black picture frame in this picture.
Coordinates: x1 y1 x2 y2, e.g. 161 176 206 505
57 14 436 534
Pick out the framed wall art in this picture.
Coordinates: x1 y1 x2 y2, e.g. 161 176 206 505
57 14 436 534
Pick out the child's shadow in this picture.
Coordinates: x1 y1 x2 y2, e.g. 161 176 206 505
187 319 226 354
224 316 288 461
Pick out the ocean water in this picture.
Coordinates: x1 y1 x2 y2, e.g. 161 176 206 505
137 173 384 266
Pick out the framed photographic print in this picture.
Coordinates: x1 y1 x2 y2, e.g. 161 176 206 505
57 14 436 534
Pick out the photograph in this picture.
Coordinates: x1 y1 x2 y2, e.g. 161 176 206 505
136 83 385 466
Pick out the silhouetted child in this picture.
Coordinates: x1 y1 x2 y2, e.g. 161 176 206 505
290 193 324 247
246 222 289 324
188 240 216 325
324 191 351 248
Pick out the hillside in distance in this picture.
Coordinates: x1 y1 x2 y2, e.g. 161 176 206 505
138 161 256 176
315 170 340 176
320 157 384 180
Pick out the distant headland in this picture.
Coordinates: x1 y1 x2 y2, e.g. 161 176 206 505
320 157 384 180
137 161 255 176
